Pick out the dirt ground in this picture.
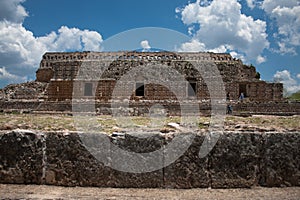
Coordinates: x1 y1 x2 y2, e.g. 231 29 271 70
0 184 299 200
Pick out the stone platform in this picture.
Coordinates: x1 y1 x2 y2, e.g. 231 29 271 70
0 130 299 188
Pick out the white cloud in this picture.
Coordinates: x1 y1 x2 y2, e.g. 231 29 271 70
230 51 245 62
277 42 297 55
175 7 182 13
297 74 300 79
272 6 300 45
261 0 299 14
256 55 266 64
140 40 151 50
0 67 27 86
246 0 255 9
273 70 300 94
261 0 300 54
0 21 42 70
80 29 103 51
0 0 28 23
178 0 269 63
177 39 206 52
0 22 103 84
178 39 235 57
188 26 195 36
0 0 103 88
209 45 228 53
41 26 103 52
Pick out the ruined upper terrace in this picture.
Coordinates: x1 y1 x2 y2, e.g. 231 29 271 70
40 51 241 67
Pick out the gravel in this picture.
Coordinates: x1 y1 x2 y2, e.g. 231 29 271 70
0 184 299 200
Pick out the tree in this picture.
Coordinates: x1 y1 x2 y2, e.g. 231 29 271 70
255 72 260 80
288 91 300 101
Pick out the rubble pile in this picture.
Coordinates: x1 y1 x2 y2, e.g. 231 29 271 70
0 81 48 101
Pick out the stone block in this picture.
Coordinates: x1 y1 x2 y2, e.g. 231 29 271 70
45 132 112 187
261 132 300 187
0 130 43 184
109 132 164 188
163 133 209 188
210 132 262 188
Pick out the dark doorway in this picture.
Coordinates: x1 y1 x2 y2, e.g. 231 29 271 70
135 82 145 97
239 84 247 97
84 83 93 96
188 82 197 97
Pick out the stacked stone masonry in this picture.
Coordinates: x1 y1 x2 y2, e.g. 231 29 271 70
36 51 283 102
0 130 299 188
1 51 298 115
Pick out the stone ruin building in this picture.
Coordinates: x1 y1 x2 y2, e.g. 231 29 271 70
1 51 299 115
1 52 299 190
36 51 282 102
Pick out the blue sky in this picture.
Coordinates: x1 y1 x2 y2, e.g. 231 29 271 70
0 0 300 94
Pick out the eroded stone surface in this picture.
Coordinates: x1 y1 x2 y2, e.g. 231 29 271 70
37 52 283 102
261 133 300 187
163 133 209 188
0 130 299 188
0 130 43 184
45 132 112 187
209 132 263 188
0 81 47 101
109 132 164 188
3 51 299 117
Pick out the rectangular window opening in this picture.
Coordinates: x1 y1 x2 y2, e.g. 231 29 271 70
188 82 197 97
135 82 145 97
84 83 93 96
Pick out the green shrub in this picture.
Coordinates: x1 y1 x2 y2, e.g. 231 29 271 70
288 91 300 101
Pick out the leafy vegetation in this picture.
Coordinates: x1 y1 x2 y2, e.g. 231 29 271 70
288 91 300 101
255 72 260 79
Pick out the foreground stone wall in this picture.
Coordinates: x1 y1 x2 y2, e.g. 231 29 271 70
0 130 299 188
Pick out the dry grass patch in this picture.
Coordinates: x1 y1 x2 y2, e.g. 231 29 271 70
0 113 299 132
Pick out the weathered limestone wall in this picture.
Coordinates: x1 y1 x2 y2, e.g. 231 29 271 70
36 51 283 102
0 101 41 112
0 130 299 188
46 80 74 101
238 82 283 101
37 101 300 116
36 68 54 83
234 101 300 115
0 101 299 116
